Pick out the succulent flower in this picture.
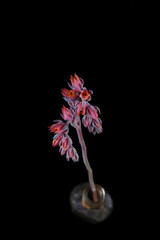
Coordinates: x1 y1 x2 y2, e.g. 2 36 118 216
49 73 104 202
61 106 72 121
77 101 88 116
70 73 84 90
49 121 68 134
86 105 99 119
80 89 92 101
61 135 72 151
82 115 92 127
49 73 103 163
61 88 79 99
52 134 63 147
66 145 79 162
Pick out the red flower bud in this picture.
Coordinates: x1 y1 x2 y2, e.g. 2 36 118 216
48 122 67 134
61 88 79 99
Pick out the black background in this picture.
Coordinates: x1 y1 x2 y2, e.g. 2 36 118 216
5 1 142 238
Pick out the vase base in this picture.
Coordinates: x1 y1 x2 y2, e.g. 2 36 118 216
70 182 113 224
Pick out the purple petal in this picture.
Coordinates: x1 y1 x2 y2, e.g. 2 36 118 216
82 87 87 90
88 124 94 133
82 115 86 126
95 106 101 114
98 118 102 125
57 124 69 134
96 126 103 134
59 147 66 155
74 152 79 162
72 149 79 162
82 100 87 108
59 139 62 146
88 116 92 125
89 90 93 94
68 136 73 147
67 82 73 89
53 119 64 123
79 77 84 87
60 113 65 120
66 150 70 161
53 133 61 140
63 97 73 106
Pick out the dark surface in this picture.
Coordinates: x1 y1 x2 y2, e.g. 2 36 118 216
5 1 141 238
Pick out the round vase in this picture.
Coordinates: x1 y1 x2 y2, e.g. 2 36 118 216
70 182 113 223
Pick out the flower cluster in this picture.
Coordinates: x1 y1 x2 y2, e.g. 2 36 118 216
49 73 103 161
49 120 79 162
62 73 103 134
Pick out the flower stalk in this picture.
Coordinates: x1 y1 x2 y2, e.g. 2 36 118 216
49 73 103 203
75 116 98 202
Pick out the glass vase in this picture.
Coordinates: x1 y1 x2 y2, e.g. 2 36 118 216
70 182 113 224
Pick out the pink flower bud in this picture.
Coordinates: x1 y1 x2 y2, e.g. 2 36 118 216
74 151 79 162
62 106 72 121
70 73 83 90
92 118 103 133
52 134 63 147
49 122 67 134
61 136 72 151
92 118 102 128
77 101 88 116
60 146 66 156
87 105 98 119
67 146 79 162
82 115 92 127
88 124 94 133
67 146 74 159
96 126 103 133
